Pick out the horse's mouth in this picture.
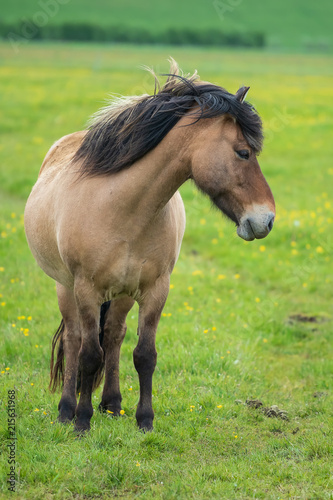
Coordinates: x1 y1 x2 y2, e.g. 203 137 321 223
237 211 275 241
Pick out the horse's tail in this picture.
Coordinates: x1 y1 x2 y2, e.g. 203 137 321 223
76 300 111 394
49 301 111 394
49 319 65 392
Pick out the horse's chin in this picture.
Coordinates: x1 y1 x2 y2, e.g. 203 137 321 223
237 221 256 241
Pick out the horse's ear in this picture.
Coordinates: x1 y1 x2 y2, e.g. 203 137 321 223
235 86 250 103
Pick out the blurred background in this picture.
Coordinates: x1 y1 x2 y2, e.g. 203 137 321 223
1 0 332 51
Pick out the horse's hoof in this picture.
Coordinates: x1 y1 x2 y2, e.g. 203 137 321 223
137 418 154 432
57 410 75 423
98 402 121 416
74 420 90 434
57 416 73 424
58 401 76 423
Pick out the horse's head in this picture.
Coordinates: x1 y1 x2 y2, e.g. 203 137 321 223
190 87 275 241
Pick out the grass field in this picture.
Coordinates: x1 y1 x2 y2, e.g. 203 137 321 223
0 42 333 499
2 0 333 50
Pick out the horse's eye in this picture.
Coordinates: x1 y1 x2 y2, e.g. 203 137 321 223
236 150 250 160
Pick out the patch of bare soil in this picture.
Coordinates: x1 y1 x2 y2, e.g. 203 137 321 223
288 313 330 324
236 399 289 420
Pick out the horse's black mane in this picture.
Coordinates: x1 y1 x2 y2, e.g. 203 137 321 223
74 60 263 176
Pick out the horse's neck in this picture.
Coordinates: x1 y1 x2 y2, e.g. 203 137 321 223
114 123 193 219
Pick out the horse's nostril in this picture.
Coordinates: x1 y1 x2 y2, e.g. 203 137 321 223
267 214 274 232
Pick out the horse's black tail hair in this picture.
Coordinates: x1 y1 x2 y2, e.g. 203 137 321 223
49 319 65 393
49 301 112 394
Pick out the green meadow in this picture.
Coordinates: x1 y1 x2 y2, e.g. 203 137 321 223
0 43 332 499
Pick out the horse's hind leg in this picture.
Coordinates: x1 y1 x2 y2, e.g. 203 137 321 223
55 283 81 423
134 277 169 431
74 281 103 432
99 296 135 415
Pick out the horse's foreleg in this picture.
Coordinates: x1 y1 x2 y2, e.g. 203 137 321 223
56 283 80 423
99 296 135 416
134 277 169 431
74 284 103 433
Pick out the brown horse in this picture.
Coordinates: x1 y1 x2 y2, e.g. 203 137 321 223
24 60 275 433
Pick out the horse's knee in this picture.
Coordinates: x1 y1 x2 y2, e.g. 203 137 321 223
110 323 127 345
79 343 103 375
133 344 157 375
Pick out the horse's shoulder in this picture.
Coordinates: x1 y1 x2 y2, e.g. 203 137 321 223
38 131 87 176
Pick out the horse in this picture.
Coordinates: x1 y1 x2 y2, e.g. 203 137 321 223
24 59 275 433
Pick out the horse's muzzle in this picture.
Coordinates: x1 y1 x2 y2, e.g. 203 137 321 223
237 211 275 241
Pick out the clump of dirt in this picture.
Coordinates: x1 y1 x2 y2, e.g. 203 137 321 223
245 399 263 409
235 399 289 420
261 405 289 421
288 313 330 324
313 391 327 398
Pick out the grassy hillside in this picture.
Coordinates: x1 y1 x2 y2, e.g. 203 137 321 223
0 43 332 498
2 0 332 50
